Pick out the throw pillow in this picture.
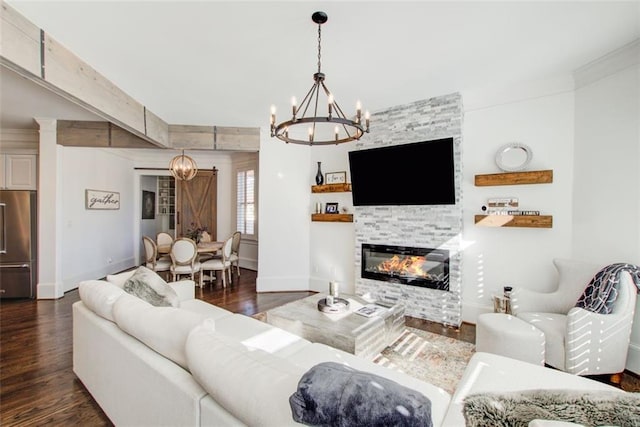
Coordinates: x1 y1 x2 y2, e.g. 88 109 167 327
123 266 179 307
463 389 640 427
78 280 126 322
289 362 433 427
105 270 136 288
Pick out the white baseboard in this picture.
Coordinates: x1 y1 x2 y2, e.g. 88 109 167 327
62 258 136 292
37 281 64 299
626 342 640 375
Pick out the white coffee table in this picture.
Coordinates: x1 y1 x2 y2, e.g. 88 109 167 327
265 293 405 360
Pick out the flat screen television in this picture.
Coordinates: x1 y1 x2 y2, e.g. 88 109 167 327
348 137 456 206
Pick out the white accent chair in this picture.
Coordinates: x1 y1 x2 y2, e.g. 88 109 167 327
200 236 233 288
170 238 202 286
142 236 171 279
512 258 637 376
229 231 241 276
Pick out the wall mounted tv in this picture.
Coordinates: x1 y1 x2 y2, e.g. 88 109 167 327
348 137 456 206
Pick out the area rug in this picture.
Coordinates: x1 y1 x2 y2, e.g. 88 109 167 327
252 312 475 394
373 327 475 394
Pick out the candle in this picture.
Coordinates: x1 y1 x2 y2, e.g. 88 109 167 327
334 126 339 141
365 111 370 130
291 96 297 117
308 127 314 142
328 94 334 116
270 105 276 126
329 281 339 298
356 101 362 123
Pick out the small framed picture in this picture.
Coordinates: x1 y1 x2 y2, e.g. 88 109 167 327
325 171 347 184
325 202 339 214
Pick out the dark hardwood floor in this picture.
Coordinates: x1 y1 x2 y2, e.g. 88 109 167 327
1 268 637 426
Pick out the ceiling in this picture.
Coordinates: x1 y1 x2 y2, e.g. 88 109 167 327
2 1 639 132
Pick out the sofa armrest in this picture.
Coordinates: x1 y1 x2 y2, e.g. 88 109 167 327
168 280 195 302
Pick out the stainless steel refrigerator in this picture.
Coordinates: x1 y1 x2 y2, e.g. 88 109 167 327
0 190 37 298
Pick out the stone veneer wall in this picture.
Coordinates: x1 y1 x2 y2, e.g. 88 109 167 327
354 93 463 326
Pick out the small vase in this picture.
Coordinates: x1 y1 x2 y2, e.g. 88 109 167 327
315 162 324 185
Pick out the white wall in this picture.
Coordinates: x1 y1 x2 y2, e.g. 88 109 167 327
461 83 576 321
256 128 312 291
60 147 135 290
572 40 640 373
309 143 356 294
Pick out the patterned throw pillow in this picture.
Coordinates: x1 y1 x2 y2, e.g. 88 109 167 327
123 266 179 307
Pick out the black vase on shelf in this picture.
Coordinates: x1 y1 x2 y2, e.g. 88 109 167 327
315 162 324 185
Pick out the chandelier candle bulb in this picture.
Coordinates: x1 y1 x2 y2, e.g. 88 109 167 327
365 111 370 129
291 97 297 117
270 105 276 125
328 94 334 116
334 126 339 141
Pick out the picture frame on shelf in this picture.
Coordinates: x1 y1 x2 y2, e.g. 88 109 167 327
325 202 339 214
325 171 347 184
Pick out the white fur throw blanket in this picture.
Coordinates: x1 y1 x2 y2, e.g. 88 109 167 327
463 389 640 427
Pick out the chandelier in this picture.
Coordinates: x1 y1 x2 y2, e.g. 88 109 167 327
169 150 198 181
270 11 370 146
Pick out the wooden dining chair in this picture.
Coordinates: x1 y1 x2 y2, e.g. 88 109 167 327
156 232 174 257
142 236 171 279
169 237 202 286
200 236 233 288
229 231 241 276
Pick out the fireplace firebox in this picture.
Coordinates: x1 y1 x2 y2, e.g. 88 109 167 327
361 244 449 291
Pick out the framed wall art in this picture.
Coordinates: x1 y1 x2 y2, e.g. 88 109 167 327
325 171 347 184
85 189 120 210
142 190 156 219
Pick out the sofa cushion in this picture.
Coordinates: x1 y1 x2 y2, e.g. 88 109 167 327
463 389 640 427
112 293 208 370
106 270 136 288
186 322 305 426
123 266 179 307
78 280 126 322
290 361 433 427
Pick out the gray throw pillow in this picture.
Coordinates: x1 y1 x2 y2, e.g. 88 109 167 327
123 266 179 307
289 362 432 427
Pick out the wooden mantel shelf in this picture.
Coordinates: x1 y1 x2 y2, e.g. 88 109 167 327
475 170 553 186
311 213 354 223
474 214 553 228
311 183 352 193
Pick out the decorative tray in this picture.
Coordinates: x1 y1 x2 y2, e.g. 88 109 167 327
317 297 350 313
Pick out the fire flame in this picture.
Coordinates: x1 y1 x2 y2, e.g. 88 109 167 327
377 255 426 277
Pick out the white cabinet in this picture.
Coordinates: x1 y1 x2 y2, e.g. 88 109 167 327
2 154 37 190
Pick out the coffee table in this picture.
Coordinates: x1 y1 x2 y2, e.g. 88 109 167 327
265 293 405 360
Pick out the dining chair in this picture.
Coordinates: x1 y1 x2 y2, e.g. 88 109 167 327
156 231 174 256
169 237 202 286
142 236 171 279
200 236 233 288
197 231 215 262
229 231 241 276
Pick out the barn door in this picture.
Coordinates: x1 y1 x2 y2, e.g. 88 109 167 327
176 169 217 240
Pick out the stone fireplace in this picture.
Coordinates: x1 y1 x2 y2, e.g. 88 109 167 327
353 93 463 327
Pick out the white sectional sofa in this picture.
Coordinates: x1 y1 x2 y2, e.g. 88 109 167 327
73 274 627 427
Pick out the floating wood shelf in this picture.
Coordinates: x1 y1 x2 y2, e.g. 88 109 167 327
311 213 354 223
475 170 553 186
474 215 553 228
311 183 352 193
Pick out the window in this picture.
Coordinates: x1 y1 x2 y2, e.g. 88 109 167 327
236 169 255 237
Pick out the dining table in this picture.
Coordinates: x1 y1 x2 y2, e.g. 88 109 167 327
157 240 223 256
